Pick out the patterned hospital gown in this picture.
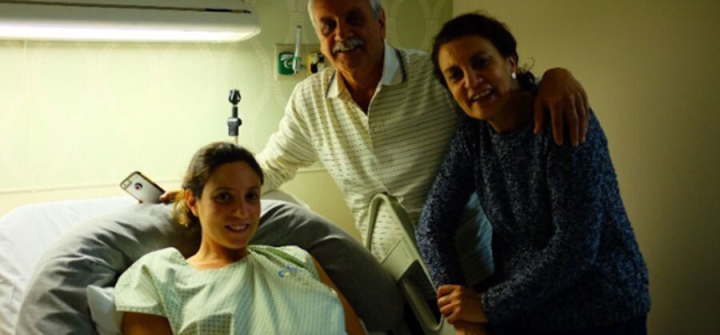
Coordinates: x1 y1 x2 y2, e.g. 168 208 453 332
114 246 346 335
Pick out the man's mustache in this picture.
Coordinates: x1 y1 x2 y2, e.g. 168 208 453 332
332 37 365 54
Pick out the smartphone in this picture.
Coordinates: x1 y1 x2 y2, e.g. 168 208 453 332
120 171 165 204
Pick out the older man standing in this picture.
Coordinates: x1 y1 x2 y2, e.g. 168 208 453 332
258 0 587 259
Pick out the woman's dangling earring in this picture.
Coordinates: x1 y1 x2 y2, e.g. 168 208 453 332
511 72 517 80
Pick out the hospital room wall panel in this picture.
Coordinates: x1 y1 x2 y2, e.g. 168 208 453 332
0 42 34 190
453 1 720 334
0 0 452 240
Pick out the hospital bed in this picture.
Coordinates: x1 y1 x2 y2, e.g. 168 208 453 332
0 190 491 335
364 191 495 335
365 193 454 335
0 191 405 335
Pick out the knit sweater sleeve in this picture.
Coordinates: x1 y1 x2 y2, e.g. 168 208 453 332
482 112 610 323
416 126 476 287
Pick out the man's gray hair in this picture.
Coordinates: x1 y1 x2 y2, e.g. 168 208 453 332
307 0 384 28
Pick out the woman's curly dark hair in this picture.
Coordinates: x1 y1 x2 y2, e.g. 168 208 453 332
431 12 535 91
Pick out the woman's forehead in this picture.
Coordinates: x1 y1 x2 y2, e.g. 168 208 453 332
206 162 261 189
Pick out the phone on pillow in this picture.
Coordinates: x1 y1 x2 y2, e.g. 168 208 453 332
120 171 165 204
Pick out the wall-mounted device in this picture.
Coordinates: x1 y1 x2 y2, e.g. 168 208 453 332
307 52 326 75
278 50 295 76
0 0 261 42
276 44 325 80
292 25 303 74
227 89 242 145
275 24 328 80
277 25 306 78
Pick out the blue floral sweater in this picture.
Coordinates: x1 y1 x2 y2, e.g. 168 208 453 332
416 112 650 330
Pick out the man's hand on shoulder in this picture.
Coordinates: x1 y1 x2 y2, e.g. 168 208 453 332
534 68 590 147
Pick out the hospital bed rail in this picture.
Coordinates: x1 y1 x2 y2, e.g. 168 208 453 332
365 193 454 335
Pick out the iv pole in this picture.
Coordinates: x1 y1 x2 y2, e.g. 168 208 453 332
227 89 242 145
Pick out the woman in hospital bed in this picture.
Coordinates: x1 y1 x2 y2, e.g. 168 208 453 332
416 13 650 335
114 142 365 335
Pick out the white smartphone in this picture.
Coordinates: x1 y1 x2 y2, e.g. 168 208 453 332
120 171 165 204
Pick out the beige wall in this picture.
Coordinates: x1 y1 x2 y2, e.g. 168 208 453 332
453 0 720 334
0 0 453 241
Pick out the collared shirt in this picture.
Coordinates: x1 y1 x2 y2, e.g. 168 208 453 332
257 44 459 260
326 41 404 98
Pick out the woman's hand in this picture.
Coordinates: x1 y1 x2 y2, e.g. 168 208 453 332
158 189 180 203
137 190 178 204
437 284 488 324
534 68 590 147
454 321 489 335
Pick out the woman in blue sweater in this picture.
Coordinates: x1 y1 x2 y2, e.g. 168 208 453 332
416 13 650 335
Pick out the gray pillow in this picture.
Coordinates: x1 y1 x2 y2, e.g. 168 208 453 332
16 200 403 334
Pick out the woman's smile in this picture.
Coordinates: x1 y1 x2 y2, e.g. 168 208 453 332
469 86 495 106
225 223 251 233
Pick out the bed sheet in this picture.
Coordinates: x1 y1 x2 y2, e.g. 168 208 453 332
0 196 135 335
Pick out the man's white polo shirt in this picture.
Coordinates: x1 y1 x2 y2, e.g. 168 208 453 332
258 43 460 259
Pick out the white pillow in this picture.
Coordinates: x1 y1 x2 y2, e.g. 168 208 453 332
86 285 123 335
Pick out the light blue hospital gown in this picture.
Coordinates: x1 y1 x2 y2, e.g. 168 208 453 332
115 245 347 335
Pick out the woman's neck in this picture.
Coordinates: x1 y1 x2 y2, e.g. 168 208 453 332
487 90 534 134
187 236 248 270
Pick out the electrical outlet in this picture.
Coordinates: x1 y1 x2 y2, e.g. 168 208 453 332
275 43 323 81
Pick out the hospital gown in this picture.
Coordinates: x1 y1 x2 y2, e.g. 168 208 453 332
115 245 346 335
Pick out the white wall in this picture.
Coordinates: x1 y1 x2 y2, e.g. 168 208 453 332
452 0 720 334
